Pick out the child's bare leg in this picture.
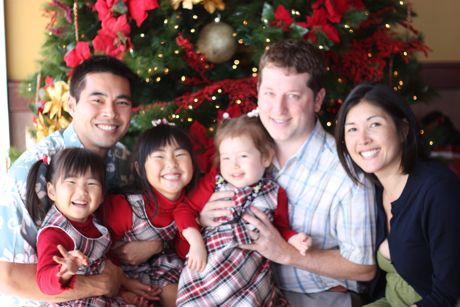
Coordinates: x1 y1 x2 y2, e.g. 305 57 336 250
160 283 178 307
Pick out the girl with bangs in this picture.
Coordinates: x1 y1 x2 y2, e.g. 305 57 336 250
102 123 201 307
27 148 140 306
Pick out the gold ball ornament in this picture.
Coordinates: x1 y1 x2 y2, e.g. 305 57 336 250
197 22 237 64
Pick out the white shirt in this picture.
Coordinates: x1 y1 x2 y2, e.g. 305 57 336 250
272 121 376 293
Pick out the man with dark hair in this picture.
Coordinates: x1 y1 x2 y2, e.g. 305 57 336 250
200 39 377 307
0 55 160 305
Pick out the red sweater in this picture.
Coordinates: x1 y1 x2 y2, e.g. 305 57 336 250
36 216 101 294
102 189 190 259
175 168 297 240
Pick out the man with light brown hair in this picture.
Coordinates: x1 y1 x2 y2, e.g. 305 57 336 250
200 39 377 307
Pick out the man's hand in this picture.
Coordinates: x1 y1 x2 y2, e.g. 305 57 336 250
239 207 296 265
240 208 376 281
88 259 124 297
111 240 162 266
198 190 235 227
0 259 126 302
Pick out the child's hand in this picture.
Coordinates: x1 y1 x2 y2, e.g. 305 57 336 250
120 275 161 305
182 227 207 272
52 244 89 282
186 244 207 272
119 288 158 307
288 233 312 256
119 289 146 306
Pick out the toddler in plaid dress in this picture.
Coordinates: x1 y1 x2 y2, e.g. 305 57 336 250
29 148 136 306
103 123 202 307
175 115 312 306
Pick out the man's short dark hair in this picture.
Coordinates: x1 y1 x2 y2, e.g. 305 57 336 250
69 55 139 105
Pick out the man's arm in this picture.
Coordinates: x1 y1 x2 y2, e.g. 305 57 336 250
240 208 376 281
287 246 376 281
0 260 123 303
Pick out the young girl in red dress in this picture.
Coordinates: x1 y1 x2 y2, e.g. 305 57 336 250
27 148 143 306
102 123 201 307
175 114 312 306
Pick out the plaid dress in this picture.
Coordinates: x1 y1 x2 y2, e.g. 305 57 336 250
176 176 289 307
119 194 183 287
38 206 131 306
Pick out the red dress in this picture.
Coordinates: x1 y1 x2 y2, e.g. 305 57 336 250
37 205 130 306
103 189 186 287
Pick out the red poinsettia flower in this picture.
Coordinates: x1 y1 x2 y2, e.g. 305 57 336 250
92 27 131 58
312 0 365 24
94 0 159 28
188 121 215 172
94 0 115 22
63 41 91 68
92 1 132 58
188 122 209 151
321 23 340 43
305 8 340 44
324 0 349 23
101 14 131 36
127 0 159 27
272 5 293 32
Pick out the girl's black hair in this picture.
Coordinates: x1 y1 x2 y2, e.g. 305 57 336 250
26 148 106 226
128 124 201 215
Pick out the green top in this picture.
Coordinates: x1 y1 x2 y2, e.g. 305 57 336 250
365 251 422 307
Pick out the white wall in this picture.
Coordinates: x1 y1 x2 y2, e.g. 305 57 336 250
0 0 10 177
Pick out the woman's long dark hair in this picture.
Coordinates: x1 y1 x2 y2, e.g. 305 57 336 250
335 83 426 185
26 148 106 226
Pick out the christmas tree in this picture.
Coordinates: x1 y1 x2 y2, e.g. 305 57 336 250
22 0 431 171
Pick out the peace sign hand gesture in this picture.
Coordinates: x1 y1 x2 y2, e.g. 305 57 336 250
53 244 89 284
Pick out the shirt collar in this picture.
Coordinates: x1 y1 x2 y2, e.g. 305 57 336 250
62 123 119 163
273 120 326 173
152 187 185 208
62 123 85 148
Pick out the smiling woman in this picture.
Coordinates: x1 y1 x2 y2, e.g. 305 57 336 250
343 101 406 180
335 83 460 307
